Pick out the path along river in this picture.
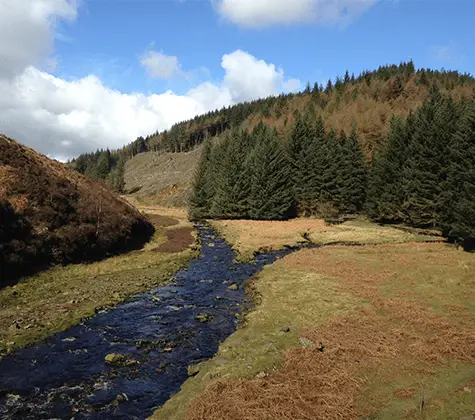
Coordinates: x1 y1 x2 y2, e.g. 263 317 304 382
0 224 303 419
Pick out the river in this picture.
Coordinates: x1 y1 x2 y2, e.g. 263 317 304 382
0 224 300 419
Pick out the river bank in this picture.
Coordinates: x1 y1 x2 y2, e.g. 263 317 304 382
155 220 475 420
0 222 303 419
0 206 197 357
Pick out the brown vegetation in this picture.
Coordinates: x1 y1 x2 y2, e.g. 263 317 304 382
124 146 202 206
156 241 475 420
0 205 197 355
153 227 195 253
0 135 154 287
211 218 440 260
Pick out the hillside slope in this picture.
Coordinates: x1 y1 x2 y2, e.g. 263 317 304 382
0 135 154 287
124 146 202 207
71 63 475 193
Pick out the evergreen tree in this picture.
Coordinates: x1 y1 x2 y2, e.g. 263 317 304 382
402 90 458 227
318 128 344 214
305 117 328 214
96 150 111 180
441 98 475 244
189 139 214 220
210 130 253 218
287 115 314 215
305 82 311 94
344 70 351 85
366 115 410 221
339 127 368 213
110 157 126 193
249 127 294 220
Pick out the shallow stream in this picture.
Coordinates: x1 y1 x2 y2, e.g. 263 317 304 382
0 224 301 419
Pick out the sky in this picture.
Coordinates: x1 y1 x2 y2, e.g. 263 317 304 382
0 0 474 161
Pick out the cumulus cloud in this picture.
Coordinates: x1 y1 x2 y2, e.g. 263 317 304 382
1 56 298 162
214 0 378 28
140 50 182 79
0 69 210 160
0 0 300 160
0 0 77 78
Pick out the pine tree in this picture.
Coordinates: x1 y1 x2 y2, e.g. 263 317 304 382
287 115 315 215
189 139 214 220
366 115 410 221
249 127 294 220
339 127 368 213
306 116 327 214
441 97 475 245
210 130 253 218
344 70 351 85
318 128 344 215
108 157 126 193
402 90 458 227
96 150 111 180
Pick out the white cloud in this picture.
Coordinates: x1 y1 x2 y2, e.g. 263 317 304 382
0 0 77 78
222 50 286 103
0 1 300 160
282 78 302 93
214 0 378 28
140 50 182 79
0 49 299 160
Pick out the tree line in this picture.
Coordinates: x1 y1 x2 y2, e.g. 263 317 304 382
71 62 475 193
190 87 475 248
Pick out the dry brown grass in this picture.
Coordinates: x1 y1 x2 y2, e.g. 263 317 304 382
124 147 202 206
211 218 440 260
210 219 326 259
155 242 475 420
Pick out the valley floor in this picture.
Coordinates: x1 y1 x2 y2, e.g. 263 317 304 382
154 219 475 420
0 204 197 357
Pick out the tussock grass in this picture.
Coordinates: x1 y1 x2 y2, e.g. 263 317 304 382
154 242 475 420
0 205 198 357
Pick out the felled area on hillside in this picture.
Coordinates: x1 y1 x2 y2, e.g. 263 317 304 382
0 135 154 287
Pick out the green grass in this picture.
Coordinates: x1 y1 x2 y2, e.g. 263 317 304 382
152 263 361 420
0 228 198 357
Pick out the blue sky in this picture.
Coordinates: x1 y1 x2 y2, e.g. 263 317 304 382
0 0 473 159
58 0 474 94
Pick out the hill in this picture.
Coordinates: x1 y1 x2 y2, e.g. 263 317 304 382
124 146 202 207
70 62 475 195
0 135 154 287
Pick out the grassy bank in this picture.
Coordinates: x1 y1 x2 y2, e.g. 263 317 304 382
154 222 474 420
0 205 198 357
210 218 440 260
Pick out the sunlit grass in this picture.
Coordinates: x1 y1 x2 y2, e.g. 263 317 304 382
0 208 198 356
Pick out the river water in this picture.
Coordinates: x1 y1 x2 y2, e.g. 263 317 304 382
0 224 301 420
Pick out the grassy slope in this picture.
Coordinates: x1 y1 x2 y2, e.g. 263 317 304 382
124 146 202 207
153 221 474 420
0 204 198 357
